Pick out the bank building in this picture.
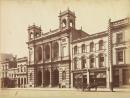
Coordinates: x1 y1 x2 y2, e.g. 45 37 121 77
1 9 130 89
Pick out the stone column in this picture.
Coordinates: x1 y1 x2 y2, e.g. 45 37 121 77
59 40 61 58
23 77 25 88
42 68 44 87
42 44 44 63
49 68 52 87
16 77 18 88
87 56 90 85
119 69 123 86
71 72 73 88
87 71 90 85
106 69 110 88
19 78 21 88
96 55 99 68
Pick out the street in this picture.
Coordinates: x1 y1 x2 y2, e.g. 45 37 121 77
0 88 130 98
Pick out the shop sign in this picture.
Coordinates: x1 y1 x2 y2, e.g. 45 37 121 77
97 72 106 78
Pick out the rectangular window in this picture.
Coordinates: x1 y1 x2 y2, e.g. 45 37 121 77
117 50 123 62
62 46 66 57
116 33 123 43
90 57 94 68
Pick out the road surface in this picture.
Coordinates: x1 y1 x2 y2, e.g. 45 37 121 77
0 88 130 98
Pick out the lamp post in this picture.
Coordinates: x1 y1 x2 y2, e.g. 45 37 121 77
108 19 113 92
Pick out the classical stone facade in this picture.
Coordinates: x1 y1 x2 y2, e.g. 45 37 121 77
27 9 89 88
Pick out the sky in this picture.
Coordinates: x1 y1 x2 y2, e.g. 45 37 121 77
0 0 130 58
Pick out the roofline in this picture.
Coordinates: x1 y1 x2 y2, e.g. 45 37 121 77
17 57 28 62
26 27 73 44
72 31 108 44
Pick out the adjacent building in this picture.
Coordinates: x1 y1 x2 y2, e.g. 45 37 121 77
71 18 130 89
111 18 130 87
0 54 28 88
0 54 17 88
17 57 28 88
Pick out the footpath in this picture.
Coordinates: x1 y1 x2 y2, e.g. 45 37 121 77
1 87 130 92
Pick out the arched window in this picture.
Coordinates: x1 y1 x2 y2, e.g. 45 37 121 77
62 71 66 80
74 46 77 55
90 42 94 52
62 19 66 27
37 47 42 62
45 44 50 60
99 40 103 50
81 56 86 68
30 33 33 39
53 42 59 59
74 57 78 69
24 67 26 72
90 55 94 68
82 44 85 53
69 19 73 27
98 53 104 67
21 66 23 72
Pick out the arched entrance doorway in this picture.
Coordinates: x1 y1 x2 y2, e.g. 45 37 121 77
43 70 50 87
52 69 59 87
37 71 42 86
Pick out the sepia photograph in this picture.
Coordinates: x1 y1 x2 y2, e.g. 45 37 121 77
0 0 130 98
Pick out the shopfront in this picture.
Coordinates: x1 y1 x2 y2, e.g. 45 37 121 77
89 71 106 87
113 70 119 87
73 72 87 89
122 69 130 85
